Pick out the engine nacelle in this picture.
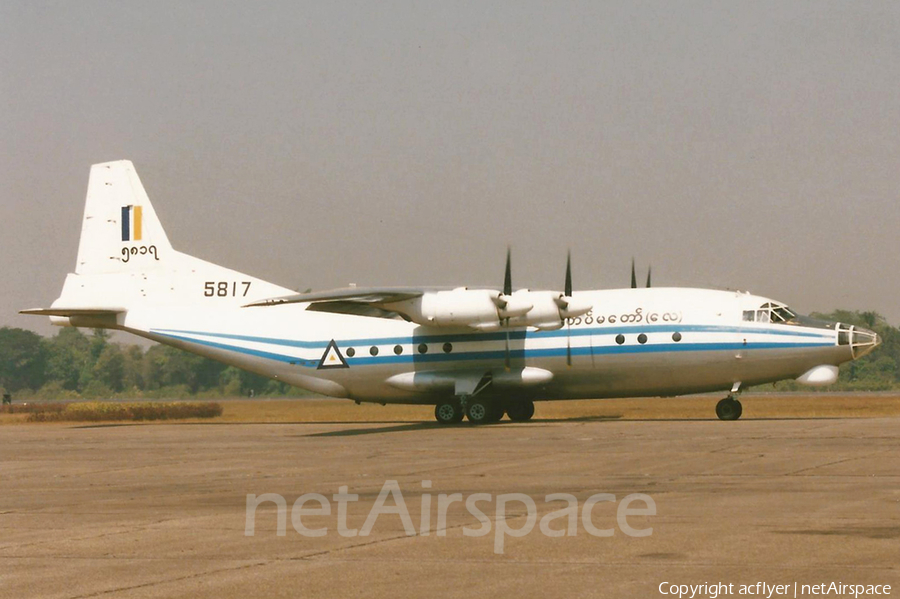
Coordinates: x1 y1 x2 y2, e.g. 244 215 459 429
497 294 533 319
385 288 593 331
558 295 593 319
505 290 564 330
398 288 503 328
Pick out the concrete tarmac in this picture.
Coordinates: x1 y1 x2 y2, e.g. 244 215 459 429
1 417 898 598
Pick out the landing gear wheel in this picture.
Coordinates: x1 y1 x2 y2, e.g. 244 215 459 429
715 397 743 421
465 400 492 424
486 403 505 423
434 401 464 425
506 401 535 422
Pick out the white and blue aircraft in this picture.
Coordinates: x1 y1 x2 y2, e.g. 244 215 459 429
23 161 881 424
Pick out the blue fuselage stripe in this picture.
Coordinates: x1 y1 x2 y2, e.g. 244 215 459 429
151 329 834 370
153 323 833 350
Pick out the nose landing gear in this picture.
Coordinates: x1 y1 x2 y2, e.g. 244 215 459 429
715 396 743 421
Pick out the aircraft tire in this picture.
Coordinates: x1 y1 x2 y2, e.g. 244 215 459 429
486 403 505 423
715 397 742 421
434 401 464 425
506 401 535 422
465 400 492 424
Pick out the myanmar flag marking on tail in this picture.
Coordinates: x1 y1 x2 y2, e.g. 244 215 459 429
121 205 143 241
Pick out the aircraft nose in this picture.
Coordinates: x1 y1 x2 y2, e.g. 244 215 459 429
851 326 880 359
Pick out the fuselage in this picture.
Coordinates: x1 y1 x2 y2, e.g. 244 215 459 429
118 286 871 404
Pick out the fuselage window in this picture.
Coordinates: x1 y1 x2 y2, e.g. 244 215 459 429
615 334 625 345
672 332 682 342
417 343 428 354
442 342 453 353
393 345 403 355
369 346 379 356
346 347 356 357
637 333 648 344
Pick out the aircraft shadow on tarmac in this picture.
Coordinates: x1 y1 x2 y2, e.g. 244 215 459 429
295 415 848 437
70 415 850 435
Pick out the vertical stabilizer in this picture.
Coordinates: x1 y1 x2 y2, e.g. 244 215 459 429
75 161 173 275
34 160 292 315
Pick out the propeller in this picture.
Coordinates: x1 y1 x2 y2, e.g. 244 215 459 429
503 247 512 297
493 248 537 369
495 248 531 319
556 251 591 365
566 251 573 367
631 259 652 288
503 248 512 370
556 252 593 320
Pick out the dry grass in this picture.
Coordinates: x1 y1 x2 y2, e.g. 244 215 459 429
2 394 898 425
1 402 222 423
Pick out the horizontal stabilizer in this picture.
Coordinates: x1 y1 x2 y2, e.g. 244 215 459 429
19 307 125 317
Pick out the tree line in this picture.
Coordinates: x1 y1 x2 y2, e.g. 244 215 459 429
0 327 302 399
1 309 898 399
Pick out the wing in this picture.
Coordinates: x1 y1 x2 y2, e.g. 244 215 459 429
243 287 444 307
243 287 456 322
244 284 591 331
240 249 592 330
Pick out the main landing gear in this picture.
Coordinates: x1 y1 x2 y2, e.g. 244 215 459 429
433 399 535 424
715 396 743 421
434 401 465 425
505 401 535 422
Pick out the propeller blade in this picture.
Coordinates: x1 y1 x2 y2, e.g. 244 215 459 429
566 252 573 366
505 324 511 370
503 247 512 297
503 247 512 369
631 258 637 289
646 265 652 288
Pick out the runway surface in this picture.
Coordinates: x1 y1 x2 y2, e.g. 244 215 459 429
1 417 898 598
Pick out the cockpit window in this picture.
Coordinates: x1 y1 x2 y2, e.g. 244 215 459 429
743 302 797 324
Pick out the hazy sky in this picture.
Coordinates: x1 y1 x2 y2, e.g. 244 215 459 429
3 1 899 339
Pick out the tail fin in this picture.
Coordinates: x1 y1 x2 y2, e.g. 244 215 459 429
75 160 172 275
23 160 290 324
